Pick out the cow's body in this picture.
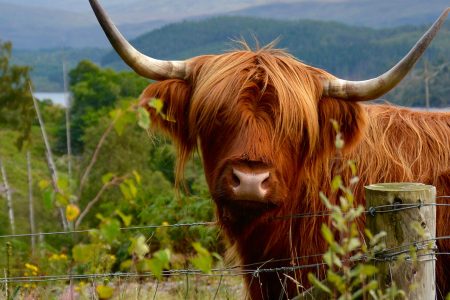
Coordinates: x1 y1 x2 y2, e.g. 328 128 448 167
89 2 449 298
140 51 450 299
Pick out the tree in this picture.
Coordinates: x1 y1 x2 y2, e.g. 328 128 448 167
55 60 149 154
0 40 34 149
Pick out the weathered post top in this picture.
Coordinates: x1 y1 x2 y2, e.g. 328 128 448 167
365 182 436 300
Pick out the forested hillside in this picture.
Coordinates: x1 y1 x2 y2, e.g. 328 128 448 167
229 0 449 28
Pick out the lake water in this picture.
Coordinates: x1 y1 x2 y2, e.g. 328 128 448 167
34 92 69 106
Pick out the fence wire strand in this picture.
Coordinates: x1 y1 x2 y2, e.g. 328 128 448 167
1 202 449 240
2 250 450 284
1 197 449 286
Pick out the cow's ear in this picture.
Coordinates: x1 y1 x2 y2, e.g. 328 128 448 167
139 80 195 175
317 97 367 154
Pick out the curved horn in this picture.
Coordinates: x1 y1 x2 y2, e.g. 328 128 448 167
89 0 189 80
323 8 449 101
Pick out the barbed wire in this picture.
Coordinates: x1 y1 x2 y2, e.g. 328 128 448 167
0 201 448 240
0 221 215 239
2 251 449 284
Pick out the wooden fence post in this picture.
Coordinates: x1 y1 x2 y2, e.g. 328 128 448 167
365 183 436 299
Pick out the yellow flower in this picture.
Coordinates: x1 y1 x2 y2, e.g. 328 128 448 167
66 204 80 221
162 221 169 226
59 254 68 260
25 263 39 272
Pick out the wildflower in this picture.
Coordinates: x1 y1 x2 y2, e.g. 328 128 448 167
25 263 39 273
66 204 80 221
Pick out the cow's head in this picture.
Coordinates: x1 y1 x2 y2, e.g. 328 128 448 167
90 0 448 236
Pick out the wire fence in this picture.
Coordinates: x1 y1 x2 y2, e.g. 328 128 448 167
1 200 449 240
1 197 449 296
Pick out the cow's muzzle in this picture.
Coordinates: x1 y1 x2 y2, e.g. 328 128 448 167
217 160 278 209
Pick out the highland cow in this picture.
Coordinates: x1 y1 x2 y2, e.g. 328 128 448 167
90 1 449 298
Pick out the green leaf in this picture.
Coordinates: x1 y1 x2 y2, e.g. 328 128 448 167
347 160 357 176
308 273 331 294
143 258 163 279
38 179 50 190
127 179 137 198
43 190 54 209
190 254 212 274
353 279 379 299
142 249 171 279
55 193 69 206
72 244 94 264
132 170 141 185
321 224 334 245
129 235 149 260
136 258 152 272
327 270 344 293
137 249 171 279
359 265 379 276
148 98 163 114
100 218 121 243
114 111 136 136
347 237 361 252
57 177 69 192
332 253 342 268
331 175 342 192
190 242 213 274
115 209 132 227
339 196 349 211
101 172 115 184
212 252 223 261
137 107 150 130
330 119 340 133
119 259 133 271
119 182 132 200
323 251 333 267
370 231 387 246
153 249 171 269
319 192 332 209
192 242 210 257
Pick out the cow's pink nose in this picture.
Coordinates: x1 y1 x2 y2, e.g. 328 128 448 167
231 168 270 201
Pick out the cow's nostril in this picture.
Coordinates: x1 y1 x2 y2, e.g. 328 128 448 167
261 175 270 189
231 172 240 187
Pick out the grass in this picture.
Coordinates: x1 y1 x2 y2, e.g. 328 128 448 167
1 275 244 299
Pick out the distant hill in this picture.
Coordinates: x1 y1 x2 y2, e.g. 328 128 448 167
228 0 449 28
1 0 448 49
0 0 283 49
0 2 164 49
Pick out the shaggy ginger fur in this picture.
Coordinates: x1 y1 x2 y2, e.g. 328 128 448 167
140 46 450 299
